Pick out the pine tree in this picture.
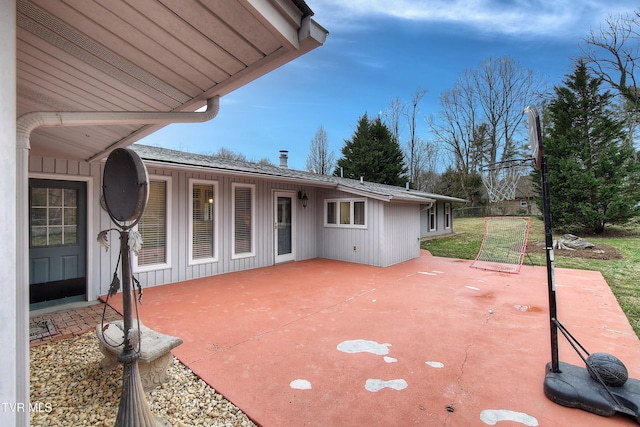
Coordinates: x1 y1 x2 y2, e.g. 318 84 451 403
543 60 640 233
334 113 408 186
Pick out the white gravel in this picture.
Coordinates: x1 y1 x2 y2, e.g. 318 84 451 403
30 332 257 427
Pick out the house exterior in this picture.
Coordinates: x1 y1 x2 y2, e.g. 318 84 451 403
28 144 464 299
3 1 328 424
486 176 541 216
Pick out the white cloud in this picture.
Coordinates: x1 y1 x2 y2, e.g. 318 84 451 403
309 0 638 38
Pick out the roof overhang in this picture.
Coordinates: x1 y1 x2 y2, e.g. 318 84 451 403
16 0 327 162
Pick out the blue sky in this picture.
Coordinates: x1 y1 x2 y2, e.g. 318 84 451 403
139 0 638 170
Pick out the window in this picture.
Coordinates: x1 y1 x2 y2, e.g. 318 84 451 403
136 177 171 269
189 179 218 264
444 203 451 230
428 205 437 231
232 183 255 258
324 198 367 228
340 201 350 224
327 201 336 224
354 201 365 225
31 187 78 246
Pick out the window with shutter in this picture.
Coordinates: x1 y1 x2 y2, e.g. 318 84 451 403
137 177 170 268
190 179 218 264
232 183 254 258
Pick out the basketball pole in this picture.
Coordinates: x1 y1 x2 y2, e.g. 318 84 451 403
540 154 559 373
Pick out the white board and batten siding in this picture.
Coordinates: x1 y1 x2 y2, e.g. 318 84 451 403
382 203 421 267
420 201 454 238
28 155 424 299
317 188 421 267
135 165 319 289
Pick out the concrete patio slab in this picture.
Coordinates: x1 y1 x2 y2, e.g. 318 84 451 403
105 252 640 426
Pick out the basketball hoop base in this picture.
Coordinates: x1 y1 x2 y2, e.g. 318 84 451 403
544 361 640 422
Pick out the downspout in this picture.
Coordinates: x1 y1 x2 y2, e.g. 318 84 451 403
14 96 219 426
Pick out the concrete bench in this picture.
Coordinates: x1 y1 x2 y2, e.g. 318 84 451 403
96 320 183 392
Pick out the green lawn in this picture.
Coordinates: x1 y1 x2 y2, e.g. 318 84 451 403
421 216 640 338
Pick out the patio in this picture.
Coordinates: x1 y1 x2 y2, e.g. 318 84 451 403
101 251 640 426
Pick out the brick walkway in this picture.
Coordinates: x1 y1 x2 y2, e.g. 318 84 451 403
29 302 122 347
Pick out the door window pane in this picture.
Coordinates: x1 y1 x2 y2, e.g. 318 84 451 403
32 208 47 227
32 188 46 206
49 189 62 206
49 208 63 225
277 197 292 256
64 226 77 245
49 226 62 245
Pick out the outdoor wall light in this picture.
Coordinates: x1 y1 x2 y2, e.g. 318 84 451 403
298 190 308 208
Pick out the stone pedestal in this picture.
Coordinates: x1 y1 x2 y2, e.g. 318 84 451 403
96 320 183 392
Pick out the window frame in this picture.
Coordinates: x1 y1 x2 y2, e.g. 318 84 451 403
428 204 437 232
133 175 172 272
444 202 451 230
231 182 256 259
188 178 219 265
324 198 367 229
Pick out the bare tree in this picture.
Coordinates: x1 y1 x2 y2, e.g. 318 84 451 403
413 137 440 191
382 89 430 188
428 74 478 175
404 88 428 188
430 56 545 171
472 57 545 163
306 125 335 174
383 96 405 146
583 10 640 152
583 11 640 109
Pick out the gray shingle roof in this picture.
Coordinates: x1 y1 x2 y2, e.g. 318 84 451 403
131 144 467 204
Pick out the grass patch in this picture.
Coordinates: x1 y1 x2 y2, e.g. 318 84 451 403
421 216 640 338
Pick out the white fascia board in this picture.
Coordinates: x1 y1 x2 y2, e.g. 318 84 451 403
390 195 437 204
244 0 301 49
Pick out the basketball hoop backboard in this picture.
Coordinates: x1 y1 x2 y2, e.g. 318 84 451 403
525 106 543 170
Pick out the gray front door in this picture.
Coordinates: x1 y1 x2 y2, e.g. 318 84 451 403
29 179 87 305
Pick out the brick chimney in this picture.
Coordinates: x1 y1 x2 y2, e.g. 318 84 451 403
279 150 288 168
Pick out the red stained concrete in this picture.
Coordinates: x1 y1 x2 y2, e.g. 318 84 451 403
105 251 640 426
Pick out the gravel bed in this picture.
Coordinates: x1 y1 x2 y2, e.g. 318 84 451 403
30 332 257 427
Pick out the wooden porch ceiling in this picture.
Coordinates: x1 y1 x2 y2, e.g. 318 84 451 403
16 0 327 162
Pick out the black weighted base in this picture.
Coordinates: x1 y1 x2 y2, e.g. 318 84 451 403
544 361 640 423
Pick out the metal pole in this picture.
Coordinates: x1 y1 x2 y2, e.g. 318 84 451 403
540 155 559 373
114 230 168 427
